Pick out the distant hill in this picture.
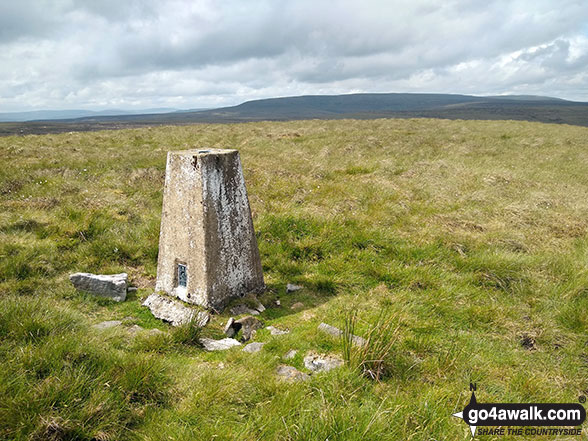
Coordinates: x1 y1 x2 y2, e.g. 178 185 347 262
0 108 184 123
2 93 588 135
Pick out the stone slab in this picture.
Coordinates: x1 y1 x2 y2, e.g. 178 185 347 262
200 337 241 351
142 293 210 327
69 272 127 302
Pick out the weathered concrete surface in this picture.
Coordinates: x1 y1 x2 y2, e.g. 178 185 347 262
318 322 367 346
303 352 344 373
69 272 127 302
155 149 265 310
142 293 210 327
200 337 241 351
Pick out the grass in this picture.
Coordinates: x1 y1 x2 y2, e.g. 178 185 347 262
1 118 588 439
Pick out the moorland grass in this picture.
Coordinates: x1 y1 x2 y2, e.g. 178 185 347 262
1 118 588 439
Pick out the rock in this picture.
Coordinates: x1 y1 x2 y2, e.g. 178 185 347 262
266 325 290 335
276 365 310 382
69 272 128 302
254 301 266 313
127 324 144 335
224 317 236 337
318 322 367 346
127 287 138 293
242 342 265 353
290 302 304 310
143 293 210 327
200 337 241 351
286 283 303 293
303 352 344 373
283 349 297 360
230 304 260 316
275 300 281 306
235 316 263 341
92 320 122 330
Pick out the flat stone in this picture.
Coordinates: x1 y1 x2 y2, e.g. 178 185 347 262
127 324 144 335
286 283 303 293
69 272 127 302
266 325 290 335
92 320 122 330
303 352 344 373
235 315 263 341
283 349 297 360
276 364 310 382
318 322 367 346
143 293 210 327
230 304 260 316
290 302 304 310
200 337 241 351
242 342 265 353
224 317 236 337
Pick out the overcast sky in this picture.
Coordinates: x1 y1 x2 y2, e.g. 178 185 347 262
1 0 588 112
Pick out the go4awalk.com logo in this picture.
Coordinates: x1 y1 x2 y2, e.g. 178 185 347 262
452 384 586 437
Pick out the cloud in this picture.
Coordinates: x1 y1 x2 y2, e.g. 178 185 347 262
1 0 588 111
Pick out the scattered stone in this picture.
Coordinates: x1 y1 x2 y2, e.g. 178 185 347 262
287 283 303 293
235 315 264 341
283 349 297 360
266 325 290 335
127 324 144 335
318 322 367 346
127 286 138 293
242 342 265 353
290 302 304 310
200 337 241 351
230 304 260 316
143 293 210 327
303 352 344 373
92 320 122 330
147 328 165 336
224 317 236 337
69 272 128 302
275 299 281 306
254 300 266 313
276 364 310 382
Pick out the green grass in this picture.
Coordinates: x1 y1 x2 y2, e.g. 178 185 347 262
1 118 588 439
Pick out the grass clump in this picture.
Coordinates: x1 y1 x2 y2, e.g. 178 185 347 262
342 309 401 381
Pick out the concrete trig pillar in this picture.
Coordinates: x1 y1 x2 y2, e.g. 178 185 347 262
155 148 264 310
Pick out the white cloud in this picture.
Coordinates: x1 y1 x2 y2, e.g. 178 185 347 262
1 0 588 111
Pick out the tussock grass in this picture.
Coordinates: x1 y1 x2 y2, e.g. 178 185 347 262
1 118 588 439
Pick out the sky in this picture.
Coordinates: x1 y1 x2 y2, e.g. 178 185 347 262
1 0 588 112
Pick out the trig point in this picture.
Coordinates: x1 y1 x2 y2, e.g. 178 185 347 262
155 148 264 310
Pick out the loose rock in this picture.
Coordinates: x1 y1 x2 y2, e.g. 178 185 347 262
283 349 297 360
143 293 210 327
290 302 304 310
69 272 128 302
286 283 303 293
235 316 263 341
318 322 367 346
303 352 344 373
230 304 260 316
200 338 241 351
92 320 122 330
242 342 265 353
224 317 236 337
266 325 290 335
276 365 310 382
